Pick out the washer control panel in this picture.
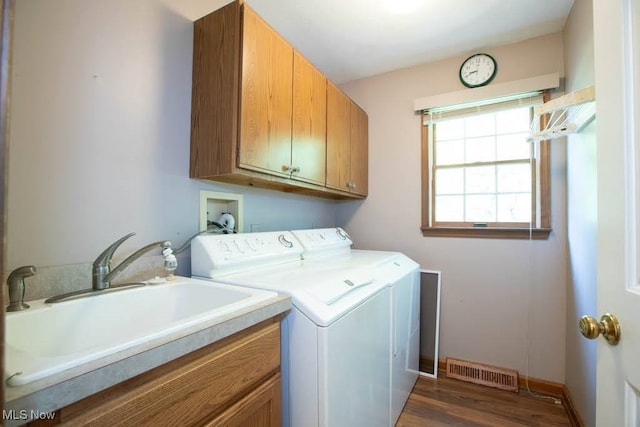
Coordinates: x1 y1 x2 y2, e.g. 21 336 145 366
191 231 303 277
291 227 353 256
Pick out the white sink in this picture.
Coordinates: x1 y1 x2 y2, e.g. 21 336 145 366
5 277 277 386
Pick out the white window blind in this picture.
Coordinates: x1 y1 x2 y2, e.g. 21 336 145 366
422 91 543 125
426 92 545 227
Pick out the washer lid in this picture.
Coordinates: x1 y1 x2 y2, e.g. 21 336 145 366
304 268 376 305
194 260 389 326
292 266 389 326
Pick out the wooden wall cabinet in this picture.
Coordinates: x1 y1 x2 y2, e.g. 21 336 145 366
327 82 369 196
291 51 327 186
34 320 281 427
237 5 293 179
190 1 366 199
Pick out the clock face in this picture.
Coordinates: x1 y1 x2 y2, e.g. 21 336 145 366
459 54 497 88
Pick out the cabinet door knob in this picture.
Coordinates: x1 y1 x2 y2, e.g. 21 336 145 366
282 165 292 173
291 166 300 174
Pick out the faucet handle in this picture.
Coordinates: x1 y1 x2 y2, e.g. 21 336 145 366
92 232 136 291
7 265 36 312
93 232 136 268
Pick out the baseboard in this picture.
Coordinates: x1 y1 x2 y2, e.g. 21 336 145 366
434 358 584 427
438 358 446 373
561 384 585 427
518 375 564 397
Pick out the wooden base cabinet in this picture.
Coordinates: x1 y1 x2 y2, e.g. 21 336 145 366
190 1 366 199
30 320 282 427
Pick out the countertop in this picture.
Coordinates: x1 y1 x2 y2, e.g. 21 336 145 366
5 288 290 425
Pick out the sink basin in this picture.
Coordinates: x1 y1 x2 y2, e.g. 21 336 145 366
5 277 277 386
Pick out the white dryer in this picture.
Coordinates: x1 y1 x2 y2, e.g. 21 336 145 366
191 228 419 427
290 228 420 424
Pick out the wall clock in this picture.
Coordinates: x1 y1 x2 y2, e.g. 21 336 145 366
459 53 497 88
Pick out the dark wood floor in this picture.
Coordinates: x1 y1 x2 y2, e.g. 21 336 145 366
396 375 572 426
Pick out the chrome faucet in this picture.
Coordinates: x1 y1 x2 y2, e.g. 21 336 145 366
174 222 228 254
45 233 176 303
92 232 174 290
7 265 36 312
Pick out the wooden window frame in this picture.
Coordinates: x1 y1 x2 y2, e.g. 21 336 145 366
420 91 552 240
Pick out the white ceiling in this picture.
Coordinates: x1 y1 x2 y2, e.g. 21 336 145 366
175 0 575 84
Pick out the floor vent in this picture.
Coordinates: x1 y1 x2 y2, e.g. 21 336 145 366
445 358 519 393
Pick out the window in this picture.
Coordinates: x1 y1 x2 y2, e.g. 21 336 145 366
421 91 551 239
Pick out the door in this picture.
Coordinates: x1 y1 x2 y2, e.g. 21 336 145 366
326 81 351 192
239 5 293 177
390 269 420 425
593 0 640 424
292 51 326 185
326 82 369 195
350 102 369 196
321 288 391 427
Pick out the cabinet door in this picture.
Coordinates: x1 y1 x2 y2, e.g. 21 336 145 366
326 82 351 191
291 51 326 185
350 102 368 196
190 1 241 178
239 6 293 177
206 374 281 427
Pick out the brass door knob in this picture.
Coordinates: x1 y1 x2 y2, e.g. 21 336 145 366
579 313 621 345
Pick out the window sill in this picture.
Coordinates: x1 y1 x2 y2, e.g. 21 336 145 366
421 227 552 240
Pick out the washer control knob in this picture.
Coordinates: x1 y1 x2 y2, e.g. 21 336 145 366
278 234 294 248
336 228 350 240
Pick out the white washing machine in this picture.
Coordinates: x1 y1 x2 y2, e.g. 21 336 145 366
191 228 419 427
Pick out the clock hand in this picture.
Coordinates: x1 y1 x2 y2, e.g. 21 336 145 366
465 70 478 77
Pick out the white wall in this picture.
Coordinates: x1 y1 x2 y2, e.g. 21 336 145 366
562 0 596 425
8 0 576 385
338 33 568 382
7 0 336 280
